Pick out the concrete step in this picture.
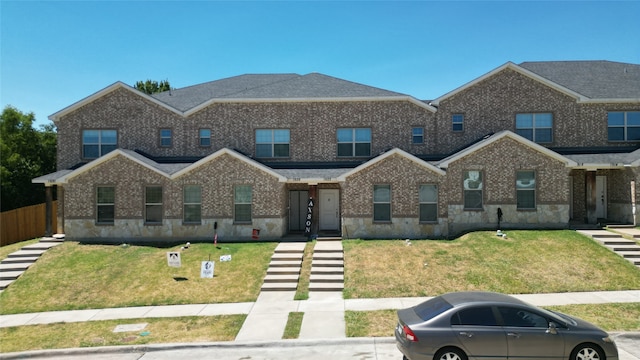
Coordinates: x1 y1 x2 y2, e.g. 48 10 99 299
263 274 300 283
600 239 638 246
0 270 24 281
267 267 301 275
0 280 15 291
0 262 32 272
311 266 344 275
313 252 344 261
313 243 343 253
269 260 302 268
22 242 62 251
316 237 342 241
8 249 46 258
618 251 640 259
310 274 344 283
271 253 303 261
1 256 40 264
627 258 640 266
312 259 344 268
274 242 307 253
606 244 640 252
308 282 343 291
261 282 298 291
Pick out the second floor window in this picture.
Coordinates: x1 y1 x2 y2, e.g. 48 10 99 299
608 111 640 142
83 129 117 159
452 114 464 132
516 113 553 143
183 185 202 224
516 171 536 209
373 184 391 222
199 129 211 147
256 129 290 158
412 127 424 144
337 128 371 157
463 171 483 210
96 186 115 224
145 186 163 224
160 129 172 147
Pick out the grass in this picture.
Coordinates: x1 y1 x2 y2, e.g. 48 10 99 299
294 241 315 300
343 230 640 298
345 303 640 338
0 315 245 353
283 312 304 339
0 241 277 314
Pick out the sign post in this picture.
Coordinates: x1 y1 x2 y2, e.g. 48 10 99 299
200 261 214 278
304 197 314 238
167 252 181 268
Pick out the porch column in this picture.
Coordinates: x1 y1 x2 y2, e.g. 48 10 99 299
45 185 53 237
585 171 597 224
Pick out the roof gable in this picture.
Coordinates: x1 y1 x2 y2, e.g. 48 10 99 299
172 148 286 181
437 131 578 168
337 148 446 181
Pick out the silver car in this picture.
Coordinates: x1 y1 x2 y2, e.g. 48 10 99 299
395 291 618 360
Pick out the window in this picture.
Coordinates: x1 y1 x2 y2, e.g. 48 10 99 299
145 186 163 224
337 128 371 157
256 129 290 158
463 171 483 210
82 130 117 159
451 307 498 326
412 127 424 144
373 184 391 222
516 113 553 143
517 171 536 209
199 129 211 147
160 129 172 147
608 111 640 142
419 184 438 222
452 114 464 132
96 186 115 224
234 185 252 223
498 307 548 328
183 185 202 224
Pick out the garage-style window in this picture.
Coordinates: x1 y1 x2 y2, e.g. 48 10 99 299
337 128 371 157
516 171 536 209
256 129 290 158
516 113 553 143
419 184 438 222
373 184 391 222
234 185 252 223
96 186 115 224
82 130 117 159
183 185 202 224
463 171 483 210
145 186 163 224
608 111 640 142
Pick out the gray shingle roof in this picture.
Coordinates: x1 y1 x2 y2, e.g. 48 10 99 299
151 73 408 112
519 61 640 100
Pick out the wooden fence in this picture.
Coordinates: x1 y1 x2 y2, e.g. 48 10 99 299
0 202 58 246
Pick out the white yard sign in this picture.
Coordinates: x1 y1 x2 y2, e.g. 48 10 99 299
167 252 181 268
201 261 214 278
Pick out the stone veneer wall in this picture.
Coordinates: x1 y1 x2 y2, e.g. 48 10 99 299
61 152 287 242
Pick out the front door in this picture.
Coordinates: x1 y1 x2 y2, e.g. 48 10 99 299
596 176 607 220
319 189 339 231
289 190 309 232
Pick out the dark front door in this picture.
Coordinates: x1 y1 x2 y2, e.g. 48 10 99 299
289 190 309 232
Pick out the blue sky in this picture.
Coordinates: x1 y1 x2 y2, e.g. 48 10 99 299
2 1 639 128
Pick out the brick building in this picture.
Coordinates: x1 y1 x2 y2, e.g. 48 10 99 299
34 61 640 242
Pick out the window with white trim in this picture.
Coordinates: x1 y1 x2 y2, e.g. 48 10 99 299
419 184 438 222
373 184 391 222
452 114 464 132
337 128 371 157
183 185 202 224
516 113 553 143
256 129 290 157
199 129 211 147
234 185 252 223
516 171 536 209
412 127 424 144
608 111 640 142
463 171 483 210
96 186 115 224
82 130 117 159
145 186 163 224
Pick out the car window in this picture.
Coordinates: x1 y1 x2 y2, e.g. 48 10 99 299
451 306 498 326
414 297 453 321
499 307 548 328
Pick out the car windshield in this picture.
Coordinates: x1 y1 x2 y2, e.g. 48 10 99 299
414 296 453 321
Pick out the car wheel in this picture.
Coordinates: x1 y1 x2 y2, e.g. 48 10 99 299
571 343 605 360
435 347 468 360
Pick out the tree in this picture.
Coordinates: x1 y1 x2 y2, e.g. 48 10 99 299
134 79 171 95
0 106 57 211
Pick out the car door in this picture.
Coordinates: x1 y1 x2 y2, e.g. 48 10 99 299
497 306 564 360
451 306 508 360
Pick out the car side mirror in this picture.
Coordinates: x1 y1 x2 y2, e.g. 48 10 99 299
546 322 558 335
